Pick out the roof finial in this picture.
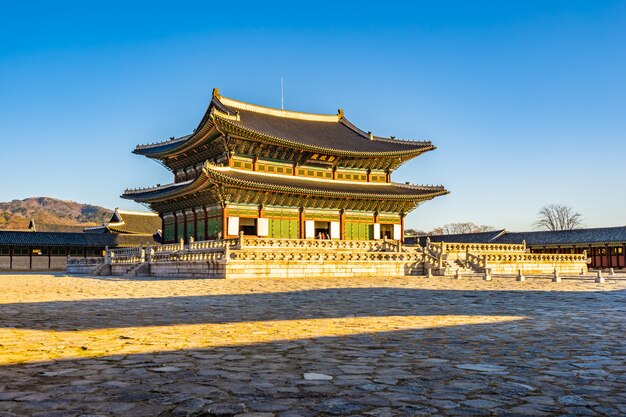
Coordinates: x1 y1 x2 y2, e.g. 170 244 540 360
338 108 344 118
212 88 220 99
368 131 374 140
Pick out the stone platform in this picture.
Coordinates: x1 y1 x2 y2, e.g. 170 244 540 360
68 237 588 279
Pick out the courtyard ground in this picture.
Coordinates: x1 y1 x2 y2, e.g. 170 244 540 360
0 273 625 416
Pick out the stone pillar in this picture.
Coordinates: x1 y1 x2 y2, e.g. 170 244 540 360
104 246 111 265
239 231 245 248
145 243 151 262
595 270 605 284
179 237 185 251
483 268 492 281
426 267 432 278
609 267 615 276
552 268 561 283
517 269 525 282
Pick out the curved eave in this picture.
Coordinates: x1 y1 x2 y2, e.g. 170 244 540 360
212 112 435 159
122 165 448 204
121 176 210 203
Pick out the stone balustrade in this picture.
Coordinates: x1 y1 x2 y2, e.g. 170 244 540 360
67 257 104 266
483 252 586 263
427 241 526 254
189 238 240 252
240 237 401 252
466 252 486 270
153 243 183 253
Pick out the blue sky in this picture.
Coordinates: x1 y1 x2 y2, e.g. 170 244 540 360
1 1 624 231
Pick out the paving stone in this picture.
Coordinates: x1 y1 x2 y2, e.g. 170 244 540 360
2 274 626 416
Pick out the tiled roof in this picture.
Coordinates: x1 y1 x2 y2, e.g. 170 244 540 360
134 89 435 157
0 231 157 248
32 223 88 233
414 230 506 246
497 227 626 246
413 227 626 247
123 164 448 203
220 106 432 154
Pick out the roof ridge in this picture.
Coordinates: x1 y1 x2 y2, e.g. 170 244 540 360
116 209 159 216
214 89 341 122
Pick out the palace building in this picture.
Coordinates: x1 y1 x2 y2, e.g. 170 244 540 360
122 89 447 243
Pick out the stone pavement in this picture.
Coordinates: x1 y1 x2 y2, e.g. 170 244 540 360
0 273 625 416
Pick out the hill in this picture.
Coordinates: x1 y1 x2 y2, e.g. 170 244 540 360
0 197 112 230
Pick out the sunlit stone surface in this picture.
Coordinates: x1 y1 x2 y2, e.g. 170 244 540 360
0 273 625 416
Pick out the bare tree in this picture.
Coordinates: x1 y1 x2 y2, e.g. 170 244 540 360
533 204 583 231
429 222 496 235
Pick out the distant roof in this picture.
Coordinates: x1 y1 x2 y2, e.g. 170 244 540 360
0 231 157 248
27 219 88 233
497 227 626 246
123 163 448 203
134 88 435 158
415 226 626 247
416 230 506 245
84 208 160 234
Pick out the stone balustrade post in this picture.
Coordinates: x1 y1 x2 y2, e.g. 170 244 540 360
595 270 605 284
104 246 111 265
552 268 561 283
239 231 245 248
609 267 615 276
140 247 146 263
179 237 185 251
145 242 151 262
426 267 432 278
517 269 525 282
483 268 492 281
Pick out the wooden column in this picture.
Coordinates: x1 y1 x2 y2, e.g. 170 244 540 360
48 246 51 269
222 206 228 237
9 246 13 269
204 207 210 240
29 247 32 269
366 169 371 183
400 214 405 243
339 210 345 240
173 215 178 244
299 208 305 239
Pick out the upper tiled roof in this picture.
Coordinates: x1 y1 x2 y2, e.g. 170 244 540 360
134 89 435 158
123 163 448 203
0 231 157 248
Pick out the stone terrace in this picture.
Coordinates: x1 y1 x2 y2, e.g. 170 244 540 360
0 273 625 416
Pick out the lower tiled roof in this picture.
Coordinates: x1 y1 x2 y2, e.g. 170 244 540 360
123 164 448 203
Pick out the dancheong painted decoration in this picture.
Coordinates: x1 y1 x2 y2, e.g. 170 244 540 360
122 89 448 243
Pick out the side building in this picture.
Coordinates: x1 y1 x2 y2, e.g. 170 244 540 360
413 226 626 270
123 89 447 243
